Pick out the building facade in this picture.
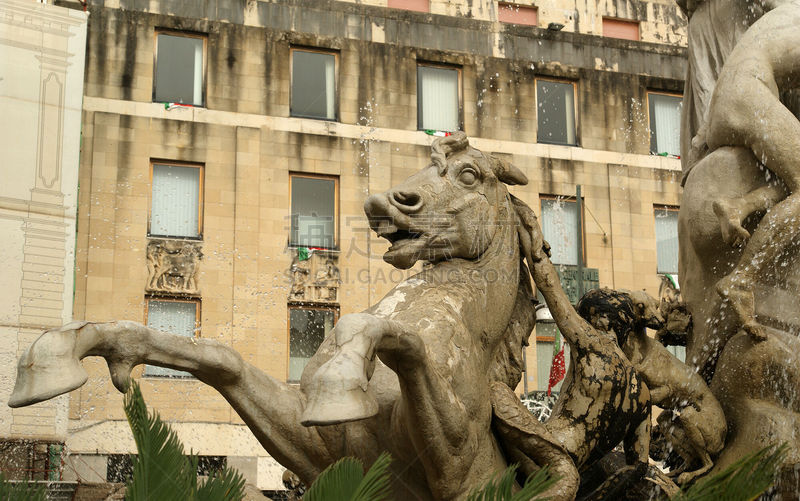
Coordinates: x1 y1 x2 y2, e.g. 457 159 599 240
8 0 687 491
0 0 88 482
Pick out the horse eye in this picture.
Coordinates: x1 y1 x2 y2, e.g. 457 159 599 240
458 168 477 185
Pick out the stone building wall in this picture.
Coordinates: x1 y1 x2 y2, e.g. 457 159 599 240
56 0 684 490
0 0 87 481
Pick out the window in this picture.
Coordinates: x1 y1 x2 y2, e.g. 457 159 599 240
535 323 570 393
107 454 134 483
649 93 682 157
655 206 679 275
289 174 338 249
667 345 686 363
153 31 205 106
290 49 337 120
387 0 430 12
602 18 640 40
498 3 538 25
144 298 199 377
417 64 461 132
149 162 203 239
536 80 577 145
541 197 580 266
288 306 338 382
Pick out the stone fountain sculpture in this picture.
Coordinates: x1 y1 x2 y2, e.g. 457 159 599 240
10 134 667 500
678 0 800 493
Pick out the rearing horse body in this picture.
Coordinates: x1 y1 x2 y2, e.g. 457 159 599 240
10 133 577 500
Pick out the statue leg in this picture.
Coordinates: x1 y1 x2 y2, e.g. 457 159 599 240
717 193 800 340
8 321 337 483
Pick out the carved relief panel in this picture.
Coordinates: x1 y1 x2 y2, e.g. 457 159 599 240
146 239 202 295
288 250 340 303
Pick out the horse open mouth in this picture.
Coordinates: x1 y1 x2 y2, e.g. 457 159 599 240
383 229 423 246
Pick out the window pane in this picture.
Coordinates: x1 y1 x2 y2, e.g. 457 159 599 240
289 308 336 382
541 199 578 265
150 164 201 238
655 208 679 274
498 3 538 25
537 81 576 145
603 18 639 40
154 34 203 106
649 94 682 156
418 66 459 132
291 51 336 120
145 300 197 377
667 344 686 363
535 324 570 393
290 176 336 248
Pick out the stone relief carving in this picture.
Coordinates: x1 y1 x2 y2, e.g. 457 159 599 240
145 239 202 295
287 251 339 303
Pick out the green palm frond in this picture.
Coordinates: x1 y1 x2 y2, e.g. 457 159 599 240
124 381 196 501
196 465 247 501
0 473 46 501
672 444 788 501
305 453 393 501
467 464 558 501
351 452 392 501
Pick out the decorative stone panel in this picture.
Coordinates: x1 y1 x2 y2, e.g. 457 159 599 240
288 250 340 303
146 239 203 295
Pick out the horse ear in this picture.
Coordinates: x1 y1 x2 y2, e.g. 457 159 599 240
492 157 528 186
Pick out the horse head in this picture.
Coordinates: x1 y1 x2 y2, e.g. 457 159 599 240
364 132 528 270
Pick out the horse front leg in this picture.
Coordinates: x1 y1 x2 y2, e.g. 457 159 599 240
8 321 336 483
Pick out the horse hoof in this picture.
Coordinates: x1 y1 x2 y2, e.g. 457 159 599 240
300 353 378 426
8 323 89 408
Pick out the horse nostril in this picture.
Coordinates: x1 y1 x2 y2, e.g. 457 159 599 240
390 190 422 210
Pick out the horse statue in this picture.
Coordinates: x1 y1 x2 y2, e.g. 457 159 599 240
9 133 649 500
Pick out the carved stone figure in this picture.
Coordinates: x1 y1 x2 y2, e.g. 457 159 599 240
145 239 202 294
8 134 651 500
578 289 726 485
679 0 800 484
288 252 339 303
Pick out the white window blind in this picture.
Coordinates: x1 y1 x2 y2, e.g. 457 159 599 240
154 33 204 106
150 164 201 238
291 51 336 120
537 81 576 145
649 94 682 156
655 208 679 274
417 66 459 132
288 308 336 382
541 199 579 266
145 300 197 377
290 176 336 248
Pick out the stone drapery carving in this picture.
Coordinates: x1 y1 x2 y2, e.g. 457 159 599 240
145 239 202 295
287 251 339 303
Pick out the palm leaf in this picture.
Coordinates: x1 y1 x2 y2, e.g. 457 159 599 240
351 452 392 501
672 444 787 501
304 456 367 501
196 464 247 501
124 381 196 501
0 473 46 501
467 464 558 501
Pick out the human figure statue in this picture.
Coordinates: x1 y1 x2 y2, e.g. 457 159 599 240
577 289 727 485
689 0 800 340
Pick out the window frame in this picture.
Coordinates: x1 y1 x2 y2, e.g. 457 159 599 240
152 29 208 107
289 47 340 121
147 159 205 240
497 2 539 26
601 17 640 41
416 61 464 132
288 172 340 250
539 194 586 265
654 204 680 275
534 77 579 146
647 91 683 156
286 303 340 383
143 296 201 378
